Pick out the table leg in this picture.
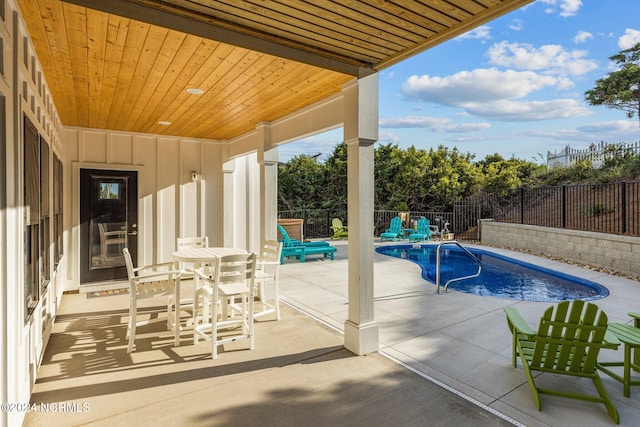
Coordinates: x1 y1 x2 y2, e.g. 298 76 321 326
623 343 631 397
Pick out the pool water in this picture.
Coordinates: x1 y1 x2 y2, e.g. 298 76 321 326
375 244 609 302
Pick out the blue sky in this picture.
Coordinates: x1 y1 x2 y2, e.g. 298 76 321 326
279 0 640 165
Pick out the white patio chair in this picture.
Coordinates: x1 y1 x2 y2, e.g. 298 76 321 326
123 247 181 353
172 236 209 318
192 253 257 359
254 240 283 320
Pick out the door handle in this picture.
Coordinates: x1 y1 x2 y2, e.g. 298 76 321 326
129 231 138 236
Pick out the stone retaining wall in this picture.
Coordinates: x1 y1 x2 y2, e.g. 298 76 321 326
478 221 640 278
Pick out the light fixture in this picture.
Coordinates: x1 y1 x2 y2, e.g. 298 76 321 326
186 88 204 95
158 121 171 126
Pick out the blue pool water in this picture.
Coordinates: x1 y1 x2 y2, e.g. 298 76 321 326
375 244 609 302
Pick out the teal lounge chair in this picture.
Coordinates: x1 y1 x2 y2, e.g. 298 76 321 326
277 224 336 263
380 216 403 241
409 217 432 242
330 218 348 240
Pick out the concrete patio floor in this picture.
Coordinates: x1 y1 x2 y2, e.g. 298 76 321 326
24 240 640 426
279 240 640 427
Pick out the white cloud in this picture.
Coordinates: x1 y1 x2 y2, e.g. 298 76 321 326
402 68 592 122
465 99 593 121
487 41 597 76
574 31 593 43
508 19 523 31
539 0 582 17
577 120 639 133
619 28 640 50
380 116 490 133
377 130 400 144
457 25 491 41
403 68 564 106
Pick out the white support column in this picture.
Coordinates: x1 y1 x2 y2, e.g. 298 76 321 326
343 73 379 355
256 125 278 246
222 160 236 248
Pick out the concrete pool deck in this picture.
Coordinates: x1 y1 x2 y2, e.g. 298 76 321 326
279 240 640 427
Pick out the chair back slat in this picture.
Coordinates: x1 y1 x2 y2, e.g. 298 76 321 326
531 300 609 375
388 216 402 233
176 236 208 250
277 224 295 247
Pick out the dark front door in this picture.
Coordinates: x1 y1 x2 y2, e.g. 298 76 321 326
80 169 138 283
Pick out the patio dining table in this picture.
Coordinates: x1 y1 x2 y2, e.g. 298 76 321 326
172 246 247 267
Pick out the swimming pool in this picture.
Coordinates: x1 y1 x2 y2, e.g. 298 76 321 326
375 244 609 302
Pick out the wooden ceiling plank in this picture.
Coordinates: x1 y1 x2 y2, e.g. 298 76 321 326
62 3 91 126
164 0 390 64
171 50 285 137
20 0 79 124
187 62 345 139
203 0 409 55
124 28 190 130
259 0 417 48
86 8 110 128
143 41 247 134
130 34 210 131
96 14 130 129
63 0 365 75
104 19 151 129
180 57 304 137
151 45 261 134
310 0 441 39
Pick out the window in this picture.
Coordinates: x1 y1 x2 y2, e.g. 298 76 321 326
24 115 39 312
40 137 50 285
53 154 62 267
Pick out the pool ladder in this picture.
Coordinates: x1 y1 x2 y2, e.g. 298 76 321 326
435 241 482 295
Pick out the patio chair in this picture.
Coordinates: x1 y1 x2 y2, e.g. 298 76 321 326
277 224 336 263
408 217 432 242
380 216 403 241
123 248 181 353
170 236 210 321
503 300 620 423
254 240 283 320
330 218 348 240
193 253 257 359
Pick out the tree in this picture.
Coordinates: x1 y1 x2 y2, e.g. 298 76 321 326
585 43 640 125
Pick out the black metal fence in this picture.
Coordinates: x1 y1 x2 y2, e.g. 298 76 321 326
279 181 640 240
466 181 640 237
278 209 455 239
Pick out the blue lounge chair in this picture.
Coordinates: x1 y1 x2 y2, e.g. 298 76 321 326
380 216 403 241
277 224 336 263
409 217 432 242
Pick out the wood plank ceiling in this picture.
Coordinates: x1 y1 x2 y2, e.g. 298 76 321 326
18 0 532 141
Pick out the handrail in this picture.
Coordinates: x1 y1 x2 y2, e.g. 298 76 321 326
435 241 482 295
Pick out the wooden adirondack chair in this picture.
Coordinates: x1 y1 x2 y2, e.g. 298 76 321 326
409 217 432 242
330 218 348 240
380 216 403 241
503 300 620 424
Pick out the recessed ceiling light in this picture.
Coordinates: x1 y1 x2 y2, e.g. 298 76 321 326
158 121 172 126
186 88 204 95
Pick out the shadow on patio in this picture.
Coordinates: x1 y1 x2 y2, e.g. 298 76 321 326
24 291 515 427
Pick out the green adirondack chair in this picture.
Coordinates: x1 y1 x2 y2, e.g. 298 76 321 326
330 218 348 240
504 300 620 424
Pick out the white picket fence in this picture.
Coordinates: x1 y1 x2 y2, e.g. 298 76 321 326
547 141 640 168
